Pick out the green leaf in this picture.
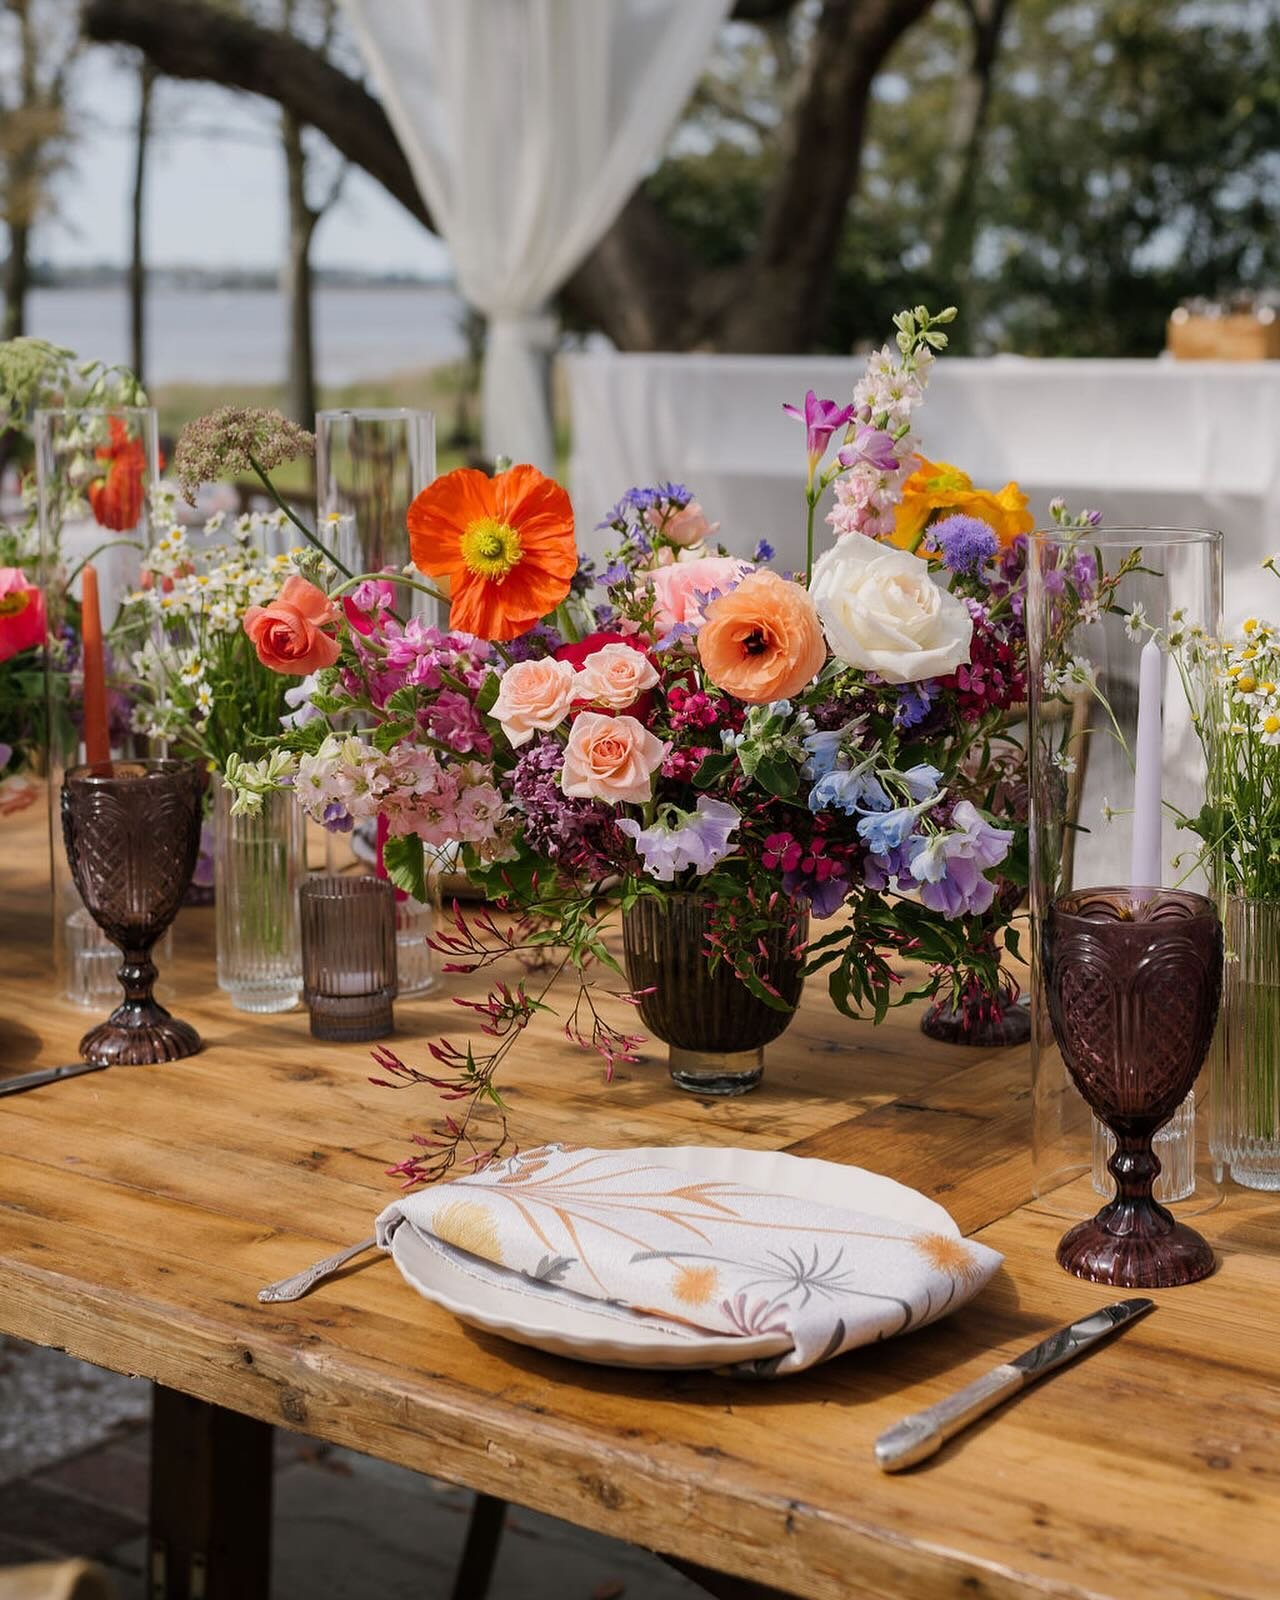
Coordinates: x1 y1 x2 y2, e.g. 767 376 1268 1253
753 753 799 800
692 751 735 789
372 717 415 754
382 833 426 901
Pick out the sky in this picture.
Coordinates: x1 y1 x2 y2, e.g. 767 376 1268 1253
36 44 453 278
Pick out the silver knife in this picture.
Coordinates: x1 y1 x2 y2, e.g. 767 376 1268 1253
874 1297 1154 1472
0 1062 109 1098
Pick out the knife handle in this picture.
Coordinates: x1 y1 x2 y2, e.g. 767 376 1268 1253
874 1362 1025 1472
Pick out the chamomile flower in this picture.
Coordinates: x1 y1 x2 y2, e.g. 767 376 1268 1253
1052 750 1077 775
1261 712 1280 747
1124 603 1146 641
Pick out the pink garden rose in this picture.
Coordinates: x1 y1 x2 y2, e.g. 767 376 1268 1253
648 555 751 637
573 641 659 713
492 656 577 747
560 711 666 806
645 499 720 551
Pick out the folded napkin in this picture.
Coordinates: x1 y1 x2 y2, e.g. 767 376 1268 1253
376 1144 1001 1375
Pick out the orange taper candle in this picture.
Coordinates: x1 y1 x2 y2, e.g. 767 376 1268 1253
80 563 110 764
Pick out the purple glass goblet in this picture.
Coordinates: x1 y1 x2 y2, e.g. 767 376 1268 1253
1043 887 1221 1288
61 759 203 1064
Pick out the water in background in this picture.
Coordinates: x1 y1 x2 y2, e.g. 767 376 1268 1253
26 282 468 385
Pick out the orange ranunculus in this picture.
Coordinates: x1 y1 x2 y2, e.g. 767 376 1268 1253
243 576 341 674
0 567 45 663
87 417 149 532
407 464 577 643
892 457 1034 550
697 569 826 705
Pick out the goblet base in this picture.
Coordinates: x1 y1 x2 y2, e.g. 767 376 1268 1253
80 1003 201 1066
1057 1206 1215 1289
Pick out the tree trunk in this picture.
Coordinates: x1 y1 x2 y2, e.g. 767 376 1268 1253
2 220 30 340
129 56 156 384
281 106 317 429
933 0 1012 292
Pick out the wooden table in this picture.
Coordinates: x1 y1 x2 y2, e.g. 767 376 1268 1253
3 813 1279 1600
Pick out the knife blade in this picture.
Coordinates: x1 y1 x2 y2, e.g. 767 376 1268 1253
873 1297 1154 1472
0 1061 109 1099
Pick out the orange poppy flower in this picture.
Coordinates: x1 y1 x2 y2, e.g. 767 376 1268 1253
407 465 578 642
87 417 149 532
892 456 1034 550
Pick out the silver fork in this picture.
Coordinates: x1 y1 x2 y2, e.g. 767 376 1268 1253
257 1235 379 1303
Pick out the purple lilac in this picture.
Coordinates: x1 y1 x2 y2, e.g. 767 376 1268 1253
510 737 626 880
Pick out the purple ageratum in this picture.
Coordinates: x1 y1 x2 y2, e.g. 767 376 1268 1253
783 390 857 474
616 797 740 883
909 801 1013 918
932 514 999 576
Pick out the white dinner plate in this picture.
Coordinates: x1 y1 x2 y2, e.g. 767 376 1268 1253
387 1145 959 1370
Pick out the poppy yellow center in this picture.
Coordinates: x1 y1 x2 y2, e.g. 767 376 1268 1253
0 591 29 617
461 516 523 582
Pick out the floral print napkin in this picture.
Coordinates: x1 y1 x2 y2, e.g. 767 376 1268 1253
376 1144 1001 1375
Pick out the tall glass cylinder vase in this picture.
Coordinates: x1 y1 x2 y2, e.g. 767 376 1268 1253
1213 894 1280 1188
213 783 304 1013
35 406 160 1004
315 409 436 613
1028 527 1222 1217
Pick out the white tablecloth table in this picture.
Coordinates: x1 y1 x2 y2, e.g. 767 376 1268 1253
567 353 1280 619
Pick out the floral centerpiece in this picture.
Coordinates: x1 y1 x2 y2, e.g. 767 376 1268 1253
0 339 148 813
219 304 1103 1177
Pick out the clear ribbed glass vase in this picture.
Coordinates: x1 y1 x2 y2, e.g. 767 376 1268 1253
1212 894 1280 1190
213 783 303 1013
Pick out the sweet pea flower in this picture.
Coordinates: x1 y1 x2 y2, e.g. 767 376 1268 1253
909 801 1013 918
837 425 900 474
784 391 857 481
341 576 397 636
617 797 741 881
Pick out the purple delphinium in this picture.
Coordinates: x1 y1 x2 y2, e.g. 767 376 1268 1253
510 737 626 880
932 513 999 576
504 621 565 662
894 680 938 730
753 538 775 564
616 797 740 882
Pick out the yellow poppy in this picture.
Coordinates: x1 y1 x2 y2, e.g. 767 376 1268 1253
892 456 1035 550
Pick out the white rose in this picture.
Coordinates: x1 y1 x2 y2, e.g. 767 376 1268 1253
809 532 972 684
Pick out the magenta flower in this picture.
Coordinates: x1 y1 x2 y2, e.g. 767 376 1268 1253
342 577 397 637
783 391 856 477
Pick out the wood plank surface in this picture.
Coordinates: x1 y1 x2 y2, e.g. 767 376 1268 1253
2 807 1278 1600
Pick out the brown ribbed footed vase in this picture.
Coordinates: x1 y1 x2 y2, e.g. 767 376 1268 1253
622 893 807 1096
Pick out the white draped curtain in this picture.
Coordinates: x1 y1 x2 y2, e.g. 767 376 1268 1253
342 0 732 470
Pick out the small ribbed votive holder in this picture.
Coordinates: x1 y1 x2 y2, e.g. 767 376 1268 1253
300 876 397 1042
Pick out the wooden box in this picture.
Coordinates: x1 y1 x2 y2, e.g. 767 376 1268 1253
1166 308 1280 360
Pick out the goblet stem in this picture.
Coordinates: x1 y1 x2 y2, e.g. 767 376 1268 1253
117 946 159 1019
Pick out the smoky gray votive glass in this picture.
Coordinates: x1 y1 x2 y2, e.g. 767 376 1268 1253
300 876 397 1042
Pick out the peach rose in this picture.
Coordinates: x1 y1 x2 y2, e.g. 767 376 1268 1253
649 555 751 636
573 642 660 712
560 712 667 806
645 499 720 550
697 569 827 704
243 576 340 674
492 656 577 747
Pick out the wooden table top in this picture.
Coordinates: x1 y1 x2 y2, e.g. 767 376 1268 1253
2 809 1279 1600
